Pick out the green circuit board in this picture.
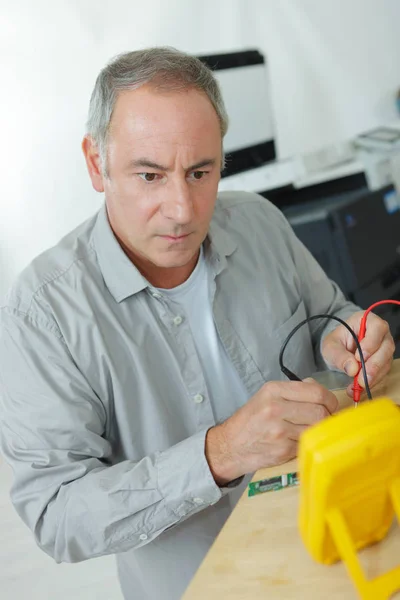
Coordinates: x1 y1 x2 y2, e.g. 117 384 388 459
248 471 299 497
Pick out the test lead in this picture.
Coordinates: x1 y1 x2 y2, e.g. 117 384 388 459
280 301 400 408
353 300 400 406
279 314 370 406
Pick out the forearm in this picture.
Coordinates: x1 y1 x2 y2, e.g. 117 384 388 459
0 314 225 562
11 430 222 563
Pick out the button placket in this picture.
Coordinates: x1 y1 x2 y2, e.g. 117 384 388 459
158 298 215 429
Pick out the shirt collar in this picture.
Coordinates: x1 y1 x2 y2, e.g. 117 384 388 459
206 215 237 275
92 204 148 303
92 202 237 303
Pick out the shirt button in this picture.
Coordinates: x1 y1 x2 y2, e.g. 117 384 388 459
193 497 205 505
139 533 148 541
173 315 183 326
152 292 162 299
193 394 204 404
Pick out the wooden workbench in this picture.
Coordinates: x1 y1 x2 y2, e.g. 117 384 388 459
184 361 400 599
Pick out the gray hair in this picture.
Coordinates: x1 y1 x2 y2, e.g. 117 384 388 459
86 47 229 177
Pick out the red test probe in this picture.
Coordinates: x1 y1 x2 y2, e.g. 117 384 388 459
353 300 400 406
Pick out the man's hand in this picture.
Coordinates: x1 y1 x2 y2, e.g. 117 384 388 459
205 379 338 486
321 311 395 397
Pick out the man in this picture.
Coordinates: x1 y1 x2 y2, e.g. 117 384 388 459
0 47 395 599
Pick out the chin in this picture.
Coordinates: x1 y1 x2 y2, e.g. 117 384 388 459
154 248 198 269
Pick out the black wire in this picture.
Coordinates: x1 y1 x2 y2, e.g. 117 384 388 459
278 314 372 400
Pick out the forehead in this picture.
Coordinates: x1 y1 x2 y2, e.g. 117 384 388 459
109 85 221 149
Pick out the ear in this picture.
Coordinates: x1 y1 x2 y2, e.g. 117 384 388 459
82 135 105 193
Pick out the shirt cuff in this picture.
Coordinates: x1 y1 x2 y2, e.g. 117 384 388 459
219 475 245 496
156 428 223 520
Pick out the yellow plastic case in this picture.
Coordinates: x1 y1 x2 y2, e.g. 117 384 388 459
298 397 400 599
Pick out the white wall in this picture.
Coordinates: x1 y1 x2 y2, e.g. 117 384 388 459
251 0 400 157
1 1 400 597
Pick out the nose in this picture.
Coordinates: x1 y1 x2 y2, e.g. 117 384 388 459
161 178 194 225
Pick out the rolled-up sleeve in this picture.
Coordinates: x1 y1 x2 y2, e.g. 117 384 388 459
0 308 222 563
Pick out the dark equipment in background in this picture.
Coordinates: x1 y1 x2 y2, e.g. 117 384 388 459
283 185 400 356
198 49 276 178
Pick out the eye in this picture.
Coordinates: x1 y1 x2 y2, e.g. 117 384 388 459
189 171 208 180
138 173 159 182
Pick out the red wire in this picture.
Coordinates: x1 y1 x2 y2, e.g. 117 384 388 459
353 300 400 403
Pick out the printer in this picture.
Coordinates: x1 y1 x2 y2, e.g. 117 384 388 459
284 185 400 354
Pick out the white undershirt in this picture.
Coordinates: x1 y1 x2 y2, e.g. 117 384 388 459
157 246 249 423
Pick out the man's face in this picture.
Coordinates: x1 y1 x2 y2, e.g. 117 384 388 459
84 84 222 287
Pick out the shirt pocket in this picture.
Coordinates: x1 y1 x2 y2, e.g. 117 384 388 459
272 300 317 380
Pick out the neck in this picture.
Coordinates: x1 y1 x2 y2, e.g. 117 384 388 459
146 255 200 289
119 241 200 289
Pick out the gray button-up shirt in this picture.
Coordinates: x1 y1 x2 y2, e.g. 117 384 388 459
0 191 357 599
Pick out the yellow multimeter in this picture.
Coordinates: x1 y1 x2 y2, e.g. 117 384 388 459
298 397 400 599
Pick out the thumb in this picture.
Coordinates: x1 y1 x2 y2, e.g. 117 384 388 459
323 340 359 376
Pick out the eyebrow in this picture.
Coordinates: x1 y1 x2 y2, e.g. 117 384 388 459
125 158 217 172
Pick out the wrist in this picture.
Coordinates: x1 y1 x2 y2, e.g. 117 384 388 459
205 422 242 486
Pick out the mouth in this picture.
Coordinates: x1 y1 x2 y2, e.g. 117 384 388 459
159 233 191 243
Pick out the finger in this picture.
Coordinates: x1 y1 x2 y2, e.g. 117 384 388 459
265 420 307 443
267 380 338 415
357 345 393 388
321 339 359 377
287 423 308 442
281 398 333 426
346 359 392 397
324 317 360 353
354 315 390 362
